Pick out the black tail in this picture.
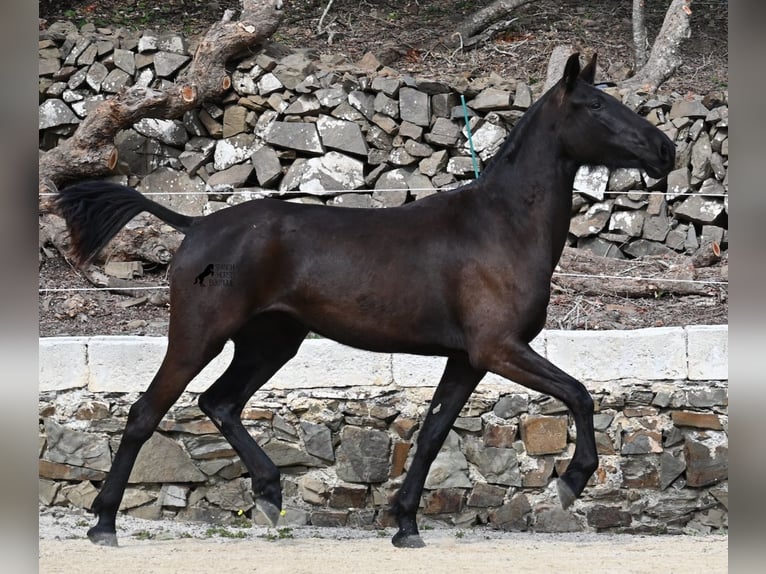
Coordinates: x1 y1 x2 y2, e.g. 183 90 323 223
54 181 199 267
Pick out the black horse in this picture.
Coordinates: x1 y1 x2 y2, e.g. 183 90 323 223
54 53 674 548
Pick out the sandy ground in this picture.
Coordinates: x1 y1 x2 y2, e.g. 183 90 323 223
39 507 727 574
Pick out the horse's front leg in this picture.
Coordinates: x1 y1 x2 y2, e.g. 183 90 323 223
390 355 485 548
471 339 598 508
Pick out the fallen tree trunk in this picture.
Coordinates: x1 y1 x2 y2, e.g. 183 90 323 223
38 0 285 211
553 246 723 298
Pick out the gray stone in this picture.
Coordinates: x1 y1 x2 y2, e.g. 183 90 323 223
300 421 335 462
156 34 187 54
64 37 92 66
153 51 190 77
404 139 434 158
112 48 135 75
494 394 529 419
573 165 610 201
101 68 132 92
280 152 365 193
447 156 477 176
425 117 462 146
134 118 189 146
673 195 725 225
43 418 112 471
389 147 417 166
691 131 713 184
577 237 626 259
569 202 612 238
62 481 99 510
609 211 644 237
183 435 235 460
222 105 248 137
660 449 687 490
372 76 401 97
38 99 79 129
609 168 643 191
159 484 189 508
420 431 472 489
464 437 521 486
666 168 690 200
470 87 511 111
129 432 206 483
262 439 324 467
419 150 449 176
331 101 365 122
251 145 282 186
348 90 375 119
206 162 254 190
336 427 391 483
137 167 207 216
373 92 399 118
399 87 430 127
534 505 583 532
468 120 507 161
330 193 375 208
85 61 109 91
284 94 321 116
669 98 710 119
432 92 459 118
317 115 368 156
684 431 728 487
586 505 632 529
256 72 282 95
315 87 347 108
265 121 324 155
467 482 507 507
513 82 533 110
372 113 398 134
214 133 259 170
490 493 531 531
205 478 255 512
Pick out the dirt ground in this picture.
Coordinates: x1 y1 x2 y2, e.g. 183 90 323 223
39 506 728 574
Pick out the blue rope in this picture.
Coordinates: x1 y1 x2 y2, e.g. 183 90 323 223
460 94 480 179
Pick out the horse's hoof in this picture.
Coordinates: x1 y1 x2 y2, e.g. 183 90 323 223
255 497 281 527
391 532 426 549
87 527 118 547
556 478 576 510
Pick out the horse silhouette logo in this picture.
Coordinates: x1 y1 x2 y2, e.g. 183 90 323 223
193 263 215 286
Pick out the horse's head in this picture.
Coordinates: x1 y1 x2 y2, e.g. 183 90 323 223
554 53 675 179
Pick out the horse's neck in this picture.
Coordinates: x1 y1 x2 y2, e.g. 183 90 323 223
480 130 580 269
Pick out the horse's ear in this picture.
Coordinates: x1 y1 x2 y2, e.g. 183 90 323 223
562 53 581 93
580 53 598 84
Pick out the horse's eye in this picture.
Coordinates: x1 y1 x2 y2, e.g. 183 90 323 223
590 100 603 110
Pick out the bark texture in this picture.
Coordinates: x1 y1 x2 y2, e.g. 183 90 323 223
39 0 285 211
620 0 693 93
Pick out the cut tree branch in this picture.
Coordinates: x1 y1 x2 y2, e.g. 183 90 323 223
38 0 285 211
632 0 648 70
452 0 532 49
554 246 720 298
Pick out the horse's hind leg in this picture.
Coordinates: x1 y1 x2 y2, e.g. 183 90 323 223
390 354 485 548
87 334 227 546
198 313 308 526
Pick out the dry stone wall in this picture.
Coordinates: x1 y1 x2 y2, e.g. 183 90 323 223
39 21 729 259
39 328 728 534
